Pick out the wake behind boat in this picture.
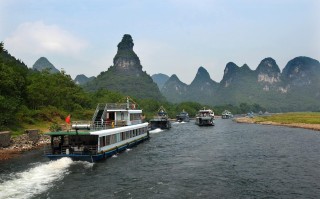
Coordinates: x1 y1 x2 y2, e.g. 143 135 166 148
44 97 149 162
195 108 215 126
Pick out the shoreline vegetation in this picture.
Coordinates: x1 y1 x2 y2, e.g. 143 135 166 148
235 112 320 131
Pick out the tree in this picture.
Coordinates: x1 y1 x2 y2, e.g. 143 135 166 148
0 58 27 129
26 70 91 111
0 41 3 53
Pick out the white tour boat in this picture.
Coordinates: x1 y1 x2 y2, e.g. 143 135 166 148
44 97 149 162
195 108 215 126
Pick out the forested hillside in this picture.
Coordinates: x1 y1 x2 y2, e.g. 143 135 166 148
0 41 266 134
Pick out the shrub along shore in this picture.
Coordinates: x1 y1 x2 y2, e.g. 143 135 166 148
235 112 320 131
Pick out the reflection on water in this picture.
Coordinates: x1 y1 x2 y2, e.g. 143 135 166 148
1 119 320 199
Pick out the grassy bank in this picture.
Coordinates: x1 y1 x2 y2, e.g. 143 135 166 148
235 112 320 131
255 112 320 124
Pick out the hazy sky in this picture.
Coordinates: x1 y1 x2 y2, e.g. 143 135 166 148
1 0 319 84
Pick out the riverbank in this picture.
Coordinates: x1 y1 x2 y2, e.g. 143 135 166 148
0 134 50 161
235 116 320 131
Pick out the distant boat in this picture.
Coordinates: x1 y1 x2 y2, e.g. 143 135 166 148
195 108 215 126
44 97 149 162
176 110 190 122
222 110 233 119
247 111 254 118
149 106 171 130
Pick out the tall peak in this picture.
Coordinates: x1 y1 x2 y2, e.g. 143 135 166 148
241 64 251 71
282 56 320 76
192 66 212 84
170 74 180 81
117 34 134 51
113 34 142 72
256 57 280 74
224 62 239 76
282 56 320 86
33 57 59 73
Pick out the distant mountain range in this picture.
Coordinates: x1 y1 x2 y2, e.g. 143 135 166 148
153 57 320 112
30 38 319 112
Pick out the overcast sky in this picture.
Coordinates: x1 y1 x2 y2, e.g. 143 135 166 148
1 0 319 84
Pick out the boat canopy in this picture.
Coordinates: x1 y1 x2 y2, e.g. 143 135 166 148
45 131 91 136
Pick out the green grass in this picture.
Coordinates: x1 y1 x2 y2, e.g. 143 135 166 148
255 112 320 124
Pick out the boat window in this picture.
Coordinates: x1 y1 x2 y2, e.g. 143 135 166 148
130 113 141 121
109 134 116 144
63 135 69 145
106 135 110 145
100 137 105 147
121 132 125 140
53 136 61 147
108 112 115 121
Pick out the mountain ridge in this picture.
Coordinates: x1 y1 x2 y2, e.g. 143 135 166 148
158 56 320 112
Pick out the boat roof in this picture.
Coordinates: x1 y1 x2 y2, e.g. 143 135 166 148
199 109 213 113
90 122 148 136
45 131 91 136
45 122 149 136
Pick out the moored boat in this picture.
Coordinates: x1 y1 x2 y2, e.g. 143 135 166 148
195 108 215 126
149 106 171 130
44 97 149 162
222 110 233 119
176 110 190 122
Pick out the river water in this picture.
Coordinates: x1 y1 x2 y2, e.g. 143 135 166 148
1 119 320 199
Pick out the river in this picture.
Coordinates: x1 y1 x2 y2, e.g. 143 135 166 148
0 119 320 199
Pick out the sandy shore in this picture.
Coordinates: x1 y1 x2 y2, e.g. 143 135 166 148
0 134 50 161
234 117 320 131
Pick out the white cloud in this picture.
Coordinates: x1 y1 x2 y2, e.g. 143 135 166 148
4 21 88 56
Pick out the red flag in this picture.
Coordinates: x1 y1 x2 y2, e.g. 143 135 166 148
65 114 71 124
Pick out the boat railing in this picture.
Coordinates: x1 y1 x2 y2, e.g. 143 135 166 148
153 115 168 119
97 103 137 110
43 144 98 155
130 119 142 125
71 121 91 130
91 120 128 130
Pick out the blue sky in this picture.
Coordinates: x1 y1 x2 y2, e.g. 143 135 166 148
1 0 319 83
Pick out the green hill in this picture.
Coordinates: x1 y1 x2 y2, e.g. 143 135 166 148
84 34 164 100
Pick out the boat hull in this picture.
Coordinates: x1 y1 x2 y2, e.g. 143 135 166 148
149 119 171 130
176 116 190 122
44 135 149 162
195 117 215 126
